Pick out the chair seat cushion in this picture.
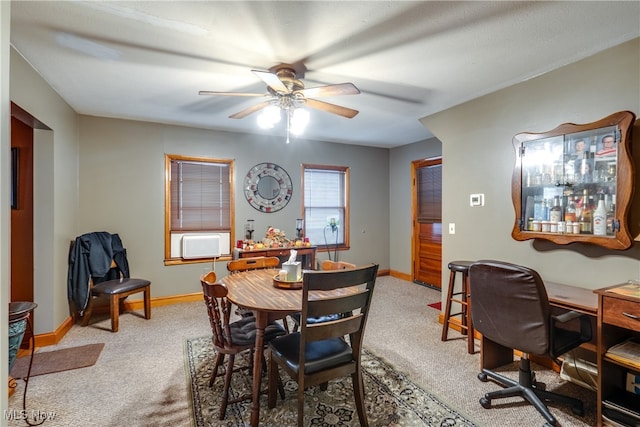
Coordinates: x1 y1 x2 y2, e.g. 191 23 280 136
228 316 286 347
92 278 150 295
290 312 344 325
269 333 353 375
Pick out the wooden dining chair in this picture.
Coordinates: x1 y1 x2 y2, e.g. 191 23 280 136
290 260 357 332
321 260 356 271
267 264 379 427
82 259 151 333
200 271 286 420
69 234 151 333
226 256 290 331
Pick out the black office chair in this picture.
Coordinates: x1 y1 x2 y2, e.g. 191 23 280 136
468 260 592 427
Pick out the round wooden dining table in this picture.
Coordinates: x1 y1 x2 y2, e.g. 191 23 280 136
221 268 303 427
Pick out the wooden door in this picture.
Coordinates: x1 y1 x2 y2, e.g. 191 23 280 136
412 158 442 288
11 116 35 343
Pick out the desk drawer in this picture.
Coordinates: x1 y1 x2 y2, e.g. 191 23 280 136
602 295 640 329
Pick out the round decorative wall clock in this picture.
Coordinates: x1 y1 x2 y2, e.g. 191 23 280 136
243 162 292 213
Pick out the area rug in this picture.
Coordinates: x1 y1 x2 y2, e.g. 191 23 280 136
10 343 105 378
185 336 476 427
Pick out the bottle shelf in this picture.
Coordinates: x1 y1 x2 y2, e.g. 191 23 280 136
511 111 635 250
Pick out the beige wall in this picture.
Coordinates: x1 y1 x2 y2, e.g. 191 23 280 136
389 138 442 274
10 47 80 334
3 17 80 416
77 116 390 298
421 38 640 292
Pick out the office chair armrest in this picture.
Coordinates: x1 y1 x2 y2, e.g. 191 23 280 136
552 310 583 324
551 310 593 344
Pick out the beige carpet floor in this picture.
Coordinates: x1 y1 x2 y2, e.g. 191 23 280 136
7 275 596 426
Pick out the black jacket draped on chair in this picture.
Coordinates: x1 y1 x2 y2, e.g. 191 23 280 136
67 232 130 315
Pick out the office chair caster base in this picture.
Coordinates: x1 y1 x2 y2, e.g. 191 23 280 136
478 372 488 382
532 382 546 391
479 396 491 409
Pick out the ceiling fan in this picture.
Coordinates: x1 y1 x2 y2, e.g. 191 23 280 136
198 63 360 120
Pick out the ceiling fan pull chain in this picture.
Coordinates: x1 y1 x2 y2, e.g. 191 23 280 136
285 110 291 144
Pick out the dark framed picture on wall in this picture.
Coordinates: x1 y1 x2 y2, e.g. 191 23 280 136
11 147 18 209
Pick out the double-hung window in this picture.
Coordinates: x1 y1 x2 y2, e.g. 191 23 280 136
164 155 234 264
302 164 349 251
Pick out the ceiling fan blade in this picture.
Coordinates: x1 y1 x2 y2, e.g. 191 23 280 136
305 98 359 118
296 82 360 98
229 101 273 119
252 70 289 93
199 90 266 97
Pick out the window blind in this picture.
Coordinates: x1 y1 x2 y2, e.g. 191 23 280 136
170 160 230 231
304 167 346 245
418 163 442 223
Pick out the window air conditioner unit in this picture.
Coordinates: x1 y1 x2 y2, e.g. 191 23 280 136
181 234 221 259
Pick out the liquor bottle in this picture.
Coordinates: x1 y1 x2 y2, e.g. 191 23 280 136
533 195 543 220
606 195 616 236
580 152 592 183
593 193 607 236
564 194 576 223
579 189 592 234
549 195 562 223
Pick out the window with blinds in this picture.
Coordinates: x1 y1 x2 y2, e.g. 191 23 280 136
417 163 442 223
165 155 234 262
302 165 349 249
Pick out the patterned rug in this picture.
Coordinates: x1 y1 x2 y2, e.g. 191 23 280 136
185 336 476 427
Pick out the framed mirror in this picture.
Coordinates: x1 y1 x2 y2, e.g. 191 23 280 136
243 162 292 212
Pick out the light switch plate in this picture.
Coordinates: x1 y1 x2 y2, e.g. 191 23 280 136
470 193 485 207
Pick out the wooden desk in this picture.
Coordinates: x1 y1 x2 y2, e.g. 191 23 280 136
222 268 353 427
480 281 598 370
233 246 317 270
594 283 640 427
545 281 598 316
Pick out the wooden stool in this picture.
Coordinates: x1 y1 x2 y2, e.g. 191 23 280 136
441 260 475 354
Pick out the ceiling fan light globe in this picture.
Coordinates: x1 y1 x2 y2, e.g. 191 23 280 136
257 114 274 129
257 105 282 129
290 108 310 135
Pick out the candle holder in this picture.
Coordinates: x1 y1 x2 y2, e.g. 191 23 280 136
246 220 255 240
296 218 304 240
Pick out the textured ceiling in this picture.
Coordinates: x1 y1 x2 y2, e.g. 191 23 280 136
10 1 640 148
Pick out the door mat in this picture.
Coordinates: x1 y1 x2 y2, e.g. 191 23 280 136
428 301 442 310
10 343 105 378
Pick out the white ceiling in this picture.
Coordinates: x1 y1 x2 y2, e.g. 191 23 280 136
10 1 640 148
